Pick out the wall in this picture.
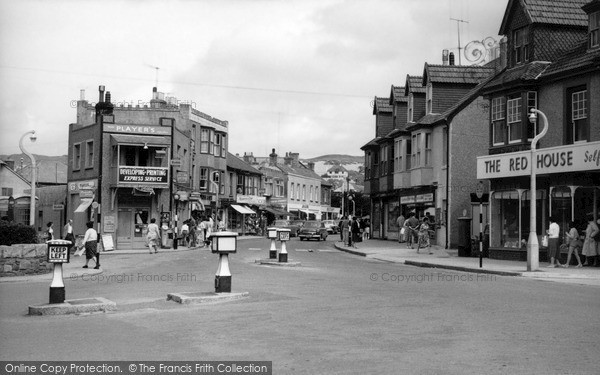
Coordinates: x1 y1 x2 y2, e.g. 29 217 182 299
0 244 51 277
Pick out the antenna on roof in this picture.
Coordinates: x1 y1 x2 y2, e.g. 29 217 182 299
450 18 469 65
144 64 160 88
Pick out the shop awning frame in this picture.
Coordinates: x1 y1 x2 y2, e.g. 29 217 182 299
231 204 255 215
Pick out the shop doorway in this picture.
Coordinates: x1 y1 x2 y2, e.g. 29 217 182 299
116 208 150 249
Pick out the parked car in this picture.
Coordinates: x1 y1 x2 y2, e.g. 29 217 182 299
272 219 303 237
322 220 339 234
299 221 328 241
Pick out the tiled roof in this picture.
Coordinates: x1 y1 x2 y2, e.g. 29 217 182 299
277 163 321 180
500 0 589 34
483 61 551 91
373 96 392 114
227 153 261 175
360 137 381 150
404 75 426 95
389 85 407 104
424 64 496 85
542 40 600 77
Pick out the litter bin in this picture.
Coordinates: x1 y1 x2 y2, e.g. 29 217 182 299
164 229 174 249
457 217 472 257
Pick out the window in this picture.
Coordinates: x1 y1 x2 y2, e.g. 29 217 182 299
590 11 599 48
411 134 420 167
302 185 306 200
200 168 208 191
408 94 414 122
526 92 538 140
491 97 506 145
221 134 226 157
315 187 319 203
265 177 273 196
394 139 401 172
214 133 221 157
229 172 234 196
237 175 244 194
2 187 13 196
290 183 295 200
85 140 94 168
513 27 529 65
425 133 432 166
405 139 412 170
200 128 209 153
426 83 433 114
381 145 388 176
276 179 284 197
507 96 522 143
571 89 588 143
73 143 81 170
310 186 314 201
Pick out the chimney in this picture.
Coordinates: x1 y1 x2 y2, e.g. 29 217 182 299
442 49 449 65
80 89 85 101
499 36 508 71
449 52 455 66
269 148 278 166
308 162 315 171
98 85 105 103
289 152 300 167
284 152 293 166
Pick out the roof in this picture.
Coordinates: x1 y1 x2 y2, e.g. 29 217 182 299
483 61 551 92
423 64 496 85
500 0 589 34
404 75 426 95
277 163 321 180
17 160 68 184
541 40 600 78
327 165 348 173
360 137 381 150
389 85 407 104
226 152 262 175
373 96 392 114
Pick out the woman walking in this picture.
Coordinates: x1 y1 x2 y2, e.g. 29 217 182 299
546 217 562 268
416 217 432 254
582 217 599 267
146 218 161 254
82 221 100 269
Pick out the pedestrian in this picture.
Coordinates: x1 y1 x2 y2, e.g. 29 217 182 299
188 216 197 247
338 218 344 242
581 217 599 267
563 221 583 268
204 216 213 247
62 219 75 249
46 222 54 241
146 218 161 254
352 216 362 245
181 220 189 247
416 217 432 254
546 216 562 268
198 218 207 248
364 219 371 240
396 213 406 243
345 215 352 247
404 212 419 249
82 221 100 269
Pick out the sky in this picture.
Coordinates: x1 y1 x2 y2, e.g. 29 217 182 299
0 0 507 159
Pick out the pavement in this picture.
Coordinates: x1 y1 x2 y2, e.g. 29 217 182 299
334 238 600 287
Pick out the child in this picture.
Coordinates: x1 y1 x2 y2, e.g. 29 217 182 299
416 217 432 254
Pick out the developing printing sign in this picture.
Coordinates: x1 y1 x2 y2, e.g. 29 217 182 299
477 141 600 179
118 166 168 184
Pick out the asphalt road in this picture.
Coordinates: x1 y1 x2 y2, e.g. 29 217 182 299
1 236 599 375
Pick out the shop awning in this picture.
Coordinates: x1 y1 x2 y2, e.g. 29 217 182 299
74 198 93 213
263 207 290 216
191 201 205 211
110 134 170 146
231 204 255 215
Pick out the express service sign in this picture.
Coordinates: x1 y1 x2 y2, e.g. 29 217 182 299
477 141 600 179
118 167 169 184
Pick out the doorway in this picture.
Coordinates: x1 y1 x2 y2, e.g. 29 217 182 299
117 208 150 249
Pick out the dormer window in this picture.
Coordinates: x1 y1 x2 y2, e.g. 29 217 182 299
426 83 433 114
513 27 529 65
408 93 414 122
590 11 599 48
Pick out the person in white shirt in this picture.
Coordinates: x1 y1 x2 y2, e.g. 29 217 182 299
83 221 99 269
146 218 161 254
181 221 190 247
547 217 562 268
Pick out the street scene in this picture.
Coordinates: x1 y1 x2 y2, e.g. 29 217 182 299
1 0 600 374
1 237 600 374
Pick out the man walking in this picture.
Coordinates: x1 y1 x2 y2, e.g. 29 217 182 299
396 213 405 243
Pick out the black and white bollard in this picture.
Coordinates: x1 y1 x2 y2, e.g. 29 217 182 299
46 240 72 304
278 228 291 263
211 232 238 293
267 227 278 259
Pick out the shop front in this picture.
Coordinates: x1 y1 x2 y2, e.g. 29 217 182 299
477 141 600 260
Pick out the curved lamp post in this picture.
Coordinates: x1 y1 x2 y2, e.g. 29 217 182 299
19 130 37 226
527 109 549 271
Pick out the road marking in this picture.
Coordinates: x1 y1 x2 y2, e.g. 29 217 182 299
295 249 312 252
248 248 263 251
318 249 338 252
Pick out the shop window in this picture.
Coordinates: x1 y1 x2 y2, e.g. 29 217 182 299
507 96 522 143
491 191 521 248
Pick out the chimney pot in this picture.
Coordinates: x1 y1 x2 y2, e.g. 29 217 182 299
449 52 455 66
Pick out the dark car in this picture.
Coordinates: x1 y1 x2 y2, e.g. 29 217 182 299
299 221 328 241
273 219 303 237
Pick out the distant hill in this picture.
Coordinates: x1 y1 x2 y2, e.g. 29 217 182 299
305 154 363 164
0 154 68 184
0 154 67 164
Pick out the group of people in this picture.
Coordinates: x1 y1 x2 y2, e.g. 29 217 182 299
546 216 600 268
338 215 370 248
146 215 225 254
397 212 435 254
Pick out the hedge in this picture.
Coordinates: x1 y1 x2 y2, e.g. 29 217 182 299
0 221 39 245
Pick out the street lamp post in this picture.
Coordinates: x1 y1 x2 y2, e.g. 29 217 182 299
173 193 180 249
19 131 37 226
211 171 220 230
527 109 549 271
